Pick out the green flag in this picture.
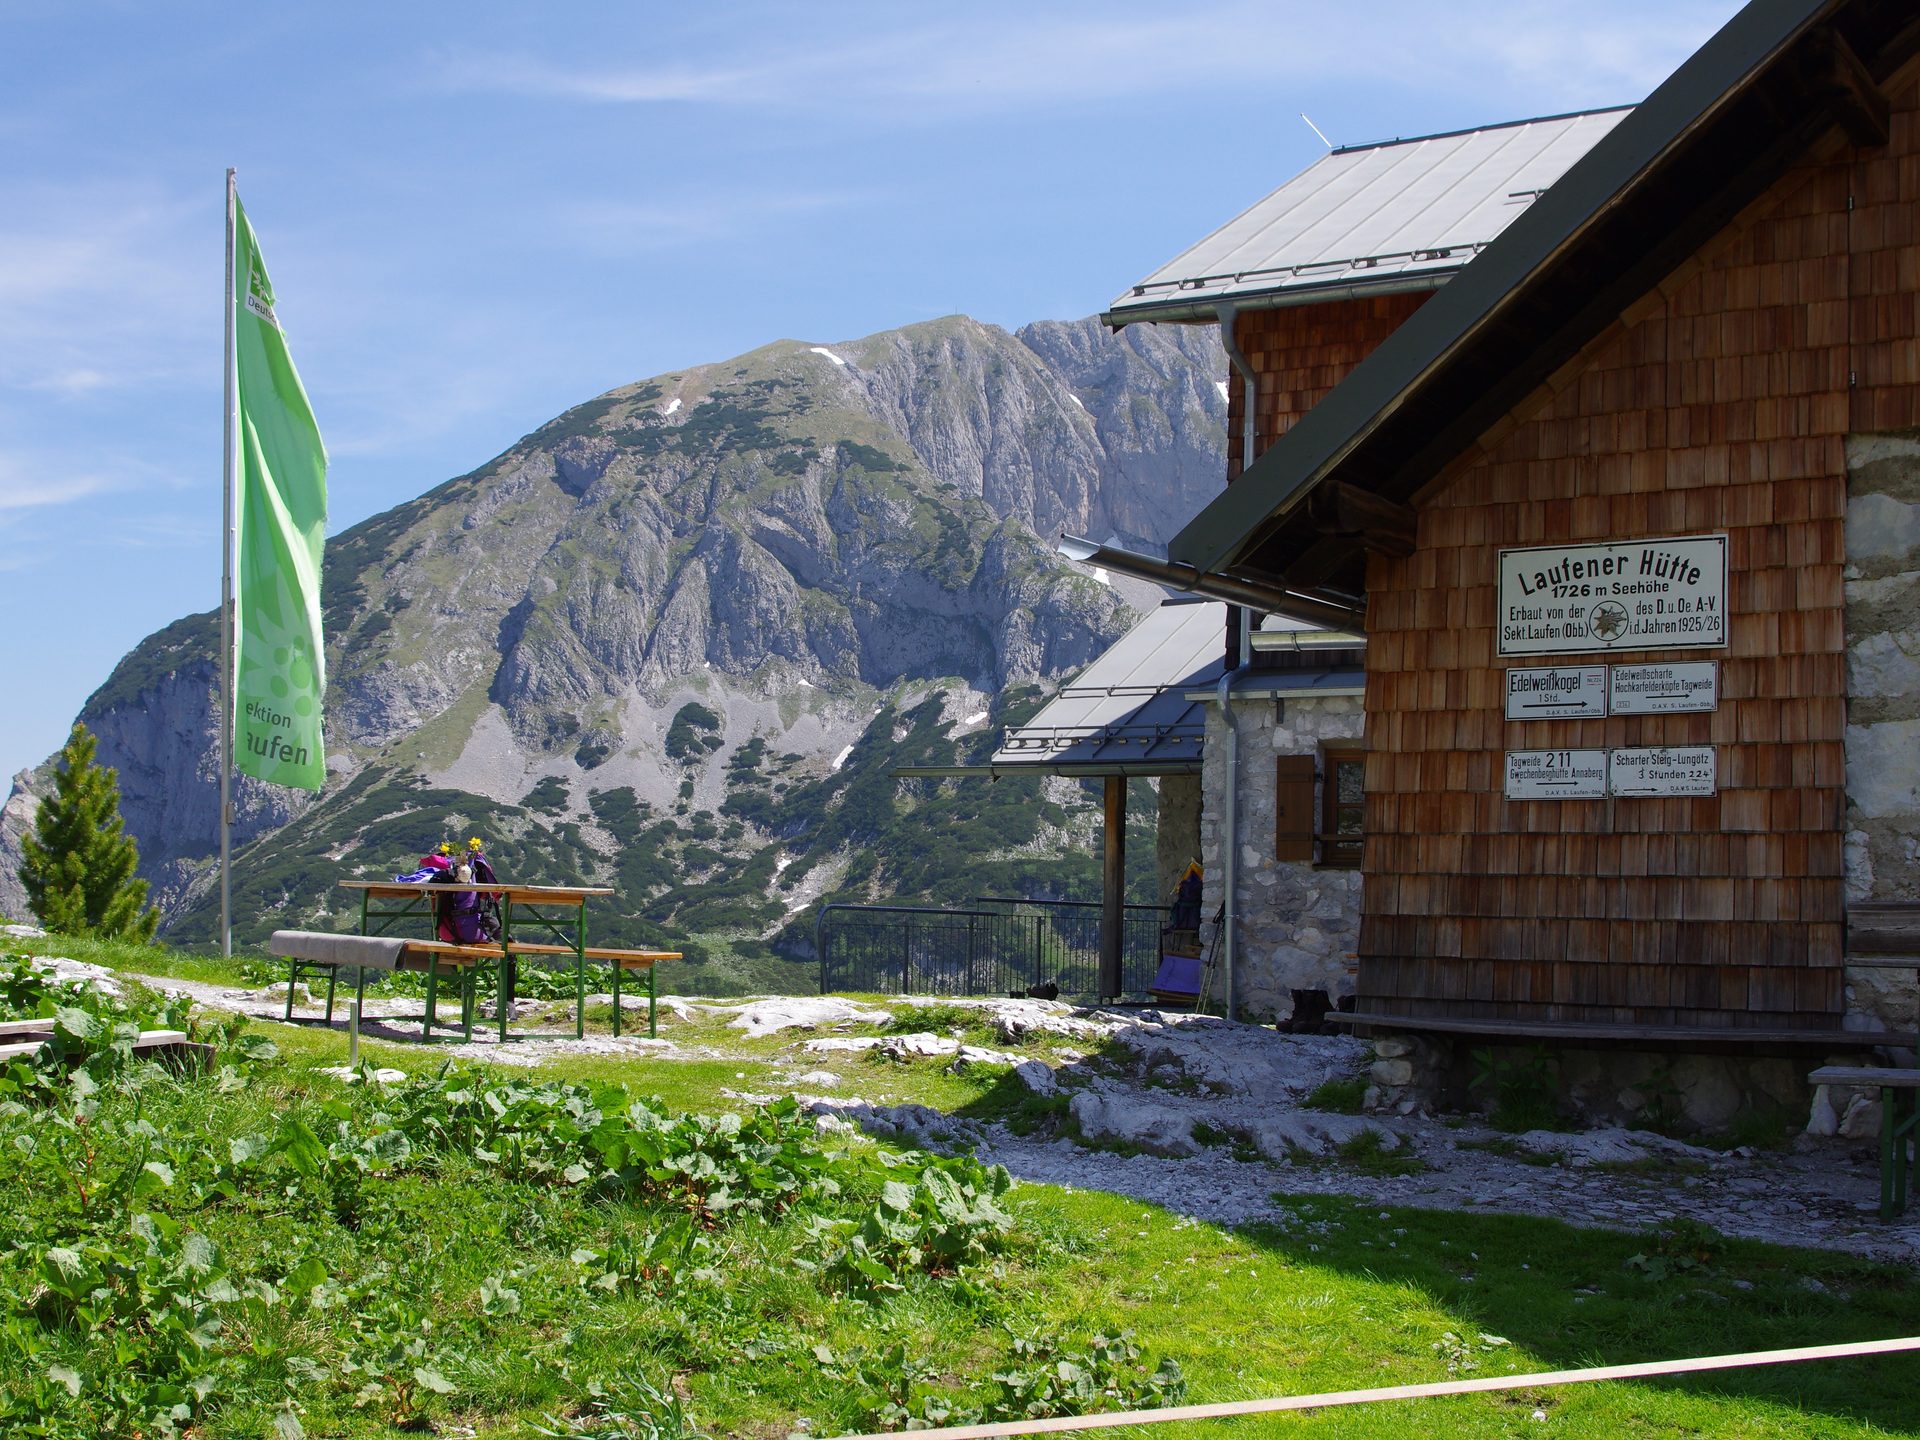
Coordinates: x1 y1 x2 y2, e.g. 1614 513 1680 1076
232 196 328 790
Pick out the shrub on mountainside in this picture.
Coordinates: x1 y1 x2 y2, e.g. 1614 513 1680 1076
19 723 157 942
665 704 723 760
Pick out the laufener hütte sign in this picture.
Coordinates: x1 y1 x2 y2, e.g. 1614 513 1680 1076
1497 534 1727 657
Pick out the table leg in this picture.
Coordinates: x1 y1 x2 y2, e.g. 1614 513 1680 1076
325 966 338 1024
462 964 474 1042
425 967 439 1039
650 960 657 1040
285 963 298 1023
498 947 510 1045
613 956 622 1038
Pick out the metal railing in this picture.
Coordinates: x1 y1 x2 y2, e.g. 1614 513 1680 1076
815 897 1170 998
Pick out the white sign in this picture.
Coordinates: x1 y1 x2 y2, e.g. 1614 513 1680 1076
1609 661 1719 715
1498 534 1728 656
1505 666 1608 721
1609 745 1717 796
1505 749 1608 799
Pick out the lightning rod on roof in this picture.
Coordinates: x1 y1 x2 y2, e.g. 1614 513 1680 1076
1301 114 1333 148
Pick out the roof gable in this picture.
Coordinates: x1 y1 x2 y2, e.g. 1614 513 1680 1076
1161 0 1920 609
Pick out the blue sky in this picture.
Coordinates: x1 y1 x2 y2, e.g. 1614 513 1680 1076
0 0 1742 775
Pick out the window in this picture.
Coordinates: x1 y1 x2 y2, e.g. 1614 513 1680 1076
1320 747 1365 868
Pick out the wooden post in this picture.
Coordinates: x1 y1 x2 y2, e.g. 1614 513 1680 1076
1101 775 1125 1000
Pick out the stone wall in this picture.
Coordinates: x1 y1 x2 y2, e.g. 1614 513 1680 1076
1843 431 1920 1044
1197 694 1364 1020
1154 773 1202 906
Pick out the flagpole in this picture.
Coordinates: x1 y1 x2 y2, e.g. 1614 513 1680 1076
220 168 236 962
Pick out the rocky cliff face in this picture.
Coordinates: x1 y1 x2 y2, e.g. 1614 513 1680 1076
1 313 1225 957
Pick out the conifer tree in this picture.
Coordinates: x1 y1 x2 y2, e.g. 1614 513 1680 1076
19 722 157 941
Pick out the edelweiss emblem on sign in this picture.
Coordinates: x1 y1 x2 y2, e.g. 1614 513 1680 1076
1589 600 1630 642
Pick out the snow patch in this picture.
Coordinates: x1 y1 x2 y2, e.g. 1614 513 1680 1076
831 744 854 770
663 397 682 415
1090 567 1110 585
961 711 987 725
1069 393 1085 409
1214 380 1229 401
809 347 847 367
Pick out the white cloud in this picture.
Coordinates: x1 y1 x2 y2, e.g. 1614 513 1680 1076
435 2 1738 118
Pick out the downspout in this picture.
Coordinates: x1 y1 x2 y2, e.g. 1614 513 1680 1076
1213 301 1255 1026
1215 301 1257 477
1216 667 1239 1024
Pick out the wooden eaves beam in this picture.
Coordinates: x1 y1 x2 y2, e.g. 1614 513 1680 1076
1803 24 1890 148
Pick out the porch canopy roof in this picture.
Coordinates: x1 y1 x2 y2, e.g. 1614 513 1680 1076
1104 108 1629 329
893 599 1226 779
1079 0 1920 618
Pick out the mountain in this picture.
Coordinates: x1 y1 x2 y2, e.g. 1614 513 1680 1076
1 314 1224 991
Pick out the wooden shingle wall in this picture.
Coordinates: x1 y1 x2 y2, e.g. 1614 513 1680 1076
1356 86 1920 1029
1227 293 1432 481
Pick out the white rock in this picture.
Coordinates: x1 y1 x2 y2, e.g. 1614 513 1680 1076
724 997 885 1037
317 1066 407 1084
1807 1084 1840 1136
795 1070 841 1088
1840 1093 1884 1140
805 1036 883 1053
1 924 47 938
1013 1059 1059 1096
1244 1113 1400 1160
1070 1092 1200 1157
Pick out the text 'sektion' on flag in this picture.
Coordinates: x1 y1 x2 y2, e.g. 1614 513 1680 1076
233 197 328 792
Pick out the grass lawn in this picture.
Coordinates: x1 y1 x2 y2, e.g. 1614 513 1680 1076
2 940 1916 1437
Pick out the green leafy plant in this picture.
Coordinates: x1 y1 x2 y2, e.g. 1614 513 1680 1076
800 1156 1015 1295
18 723 157 942
338 1296 457 1430
1625 1218 1725 1281
570 1215 715 1296
816 1328 1183 1431
534 1363 709 1439
1469 1045 1563 1133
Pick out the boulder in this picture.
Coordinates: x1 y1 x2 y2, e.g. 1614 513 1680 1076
1013 1059 1059 1096
1069 1092 1200 1157
1242 1113 1401 1160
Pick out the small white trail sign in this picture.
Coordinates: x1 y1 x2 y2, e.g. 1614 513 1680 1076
1504 749 1608 799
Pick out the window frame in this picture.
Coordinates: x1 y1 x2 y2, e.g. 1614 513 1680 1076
1318 743 1366 869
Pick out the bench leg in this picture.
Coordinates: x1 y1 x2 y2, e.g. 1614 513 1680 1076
285 962 298 1022
575 949 585 1041
1885 1085 1915 1222
612 958 622 1038
325 966 338 1025
425 968 439 1037
650 960 657 1040
462 965 474 1043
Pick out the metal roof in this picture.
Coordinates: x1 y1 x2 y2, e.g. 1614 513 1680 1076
986 600 1225 774
1106 109 1631 327
1163 0 1920 598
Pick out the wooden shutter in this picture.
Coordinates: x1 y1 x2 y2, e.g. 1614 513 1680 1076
1275 755 1315 862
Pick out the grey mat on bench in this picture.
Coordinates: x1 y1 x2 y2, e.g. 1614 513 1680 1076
268 931 408 970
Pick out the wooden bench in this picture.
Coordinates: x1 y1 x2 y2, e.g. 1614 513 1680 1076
268 931 681 1042
0 1026 214 1074
495 943 680 1037
269 931 492 1041
1809 1065 1920 1220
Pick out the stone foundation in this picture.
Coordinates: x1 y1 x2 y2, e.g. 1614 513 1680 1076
1360 1031 1882 1133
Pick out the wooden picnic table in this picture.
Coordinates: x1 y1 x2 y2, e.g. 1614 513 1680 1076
325 880 674 1043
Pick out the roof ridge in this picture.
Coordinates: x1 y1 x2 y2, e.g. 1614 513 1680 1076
1329 104 1639 155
